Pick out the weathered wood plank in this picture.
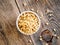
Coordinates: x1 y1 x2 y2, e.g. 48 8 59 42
16 0 60 45
0 0 33 45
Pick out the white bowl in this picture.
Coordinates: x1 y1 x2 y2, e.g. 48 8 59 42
16 11 41 35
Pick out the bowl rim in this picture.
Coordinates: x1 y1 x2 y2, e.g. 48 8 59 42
16 11 41 35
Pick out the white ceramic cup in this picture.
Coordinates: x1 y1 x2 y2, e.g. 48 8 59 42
16 11 41 35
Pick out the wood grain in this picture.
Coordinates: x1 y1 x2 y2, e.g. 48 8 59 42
0 0 33 45
0 0 60 45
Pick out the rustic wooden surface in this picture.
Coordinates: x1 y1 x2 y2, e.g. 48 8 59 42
0 0 60 45
0 0 33 45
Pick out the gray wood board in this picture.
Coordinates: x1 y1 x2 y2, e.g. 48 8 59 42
16 0 60 45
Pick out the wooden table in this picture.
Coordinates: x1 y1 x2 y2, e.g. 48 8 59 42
0 0 60 45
